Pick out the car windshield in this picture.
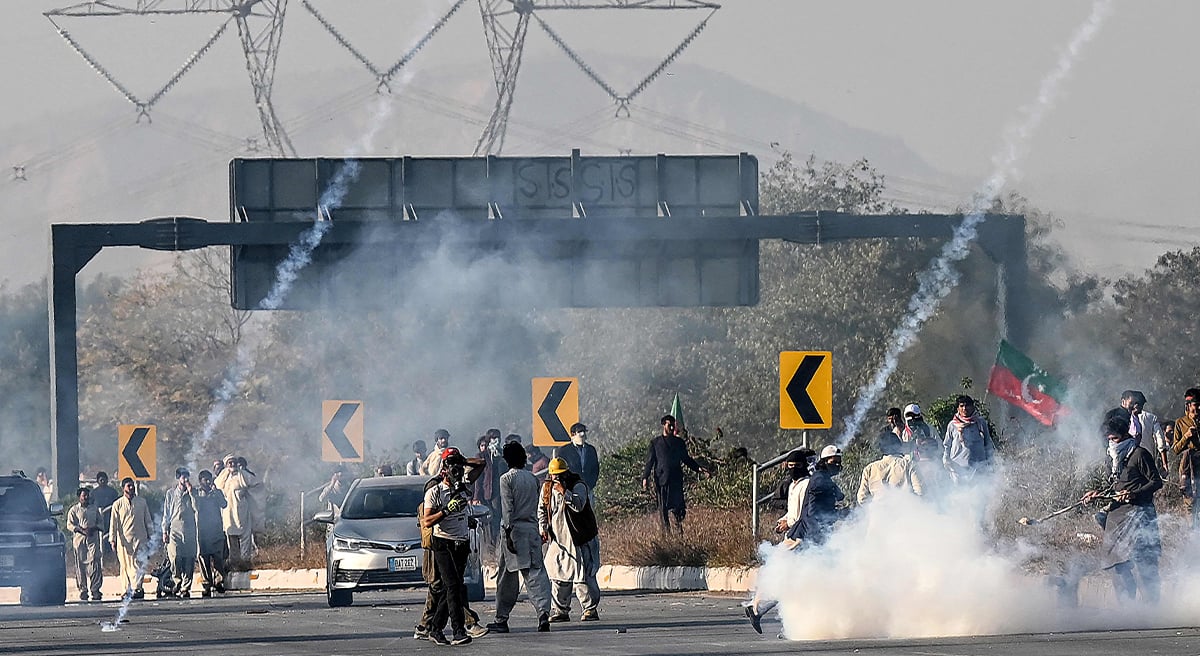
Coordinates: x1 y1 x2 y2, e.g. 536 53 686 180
0 482 48 516
340 485 425 520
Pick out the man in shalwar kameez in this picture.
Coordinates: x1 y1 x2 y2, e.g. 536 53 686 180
487 442 553 633
162 467 199 597
538 457 601 623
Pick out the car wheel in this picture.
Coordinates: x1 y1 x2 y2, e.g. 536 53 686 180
22 560 67 606
327 586 353 607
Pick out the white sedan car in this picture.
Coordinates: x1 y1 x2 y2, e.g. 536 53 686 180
315 475 487 607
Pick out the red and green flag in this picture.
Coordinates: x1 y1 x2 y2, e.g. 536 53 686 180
986 340 1066 426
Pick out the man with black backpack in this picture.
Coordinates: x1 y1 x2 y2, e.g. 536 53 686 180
538 457 600 622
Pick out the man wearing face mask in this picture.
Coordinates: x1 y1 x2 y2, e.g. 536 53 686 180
805 445 846 545
553 423 600 494
744 448 816 634
1085 414 1161 603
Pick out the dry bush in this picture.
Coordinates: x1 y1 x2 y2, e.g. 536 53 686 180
599 506 758 568
253 542 326 570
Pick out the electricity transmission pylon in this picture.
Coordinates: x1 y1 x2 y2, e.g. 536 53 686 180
45 0 297 156
473 0 720 156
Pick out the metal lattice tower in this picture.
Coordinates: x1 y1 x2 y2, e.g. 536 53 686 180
45 0 296 156
473 0 720 156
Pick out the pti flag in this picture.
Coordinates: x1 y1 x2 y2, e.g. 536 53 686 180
986 340 1066 426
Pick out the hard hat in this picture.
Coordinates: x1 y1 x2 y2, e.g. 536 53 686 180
548 457 569 475
820 445 842 460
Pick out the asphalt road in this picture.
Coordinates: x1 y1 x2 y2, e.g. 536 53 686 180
3 590 1200 656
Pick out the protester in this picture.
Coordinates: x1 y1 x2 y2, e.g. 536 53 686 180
162 467 198 598
423 429 452 476
540 457 601 623
109 477 153 599
1173 391 1200 523
1085 414 1162 603
745 446 845 634
66 487 103 601
406 440 428 476
90 471 120 565
414 452 488 642
215 454 259 564
487 441 553 634
473 432 500 547
374 463 394 477
553 423 600 492
525 443 551 482
35 467 54 505
807 445 847 544
1120 390 1166 473
907 409 948 502
774 449 814 536
882 407 904 442
194 469 228 597
942 395 995 483
641 415 709 532
421 447 477 645
858 434 924 504
319 466 349 515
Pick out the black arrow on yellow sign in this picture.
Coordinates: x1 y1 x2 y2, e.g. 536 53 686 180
785 354 826 425
121 427 152 478
537 381 572 443
324 402 362 460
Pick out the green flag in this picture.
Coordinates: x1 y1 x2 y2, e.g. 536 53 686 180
670 393 684 433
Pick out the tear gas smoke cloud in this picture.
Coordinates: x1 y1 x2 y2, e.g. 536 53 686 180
836 0 1115 447
754 1 1133 641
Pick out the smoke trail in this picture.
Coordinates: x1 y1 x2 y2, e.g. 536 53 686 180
836 0 1115 445
101 508 165 631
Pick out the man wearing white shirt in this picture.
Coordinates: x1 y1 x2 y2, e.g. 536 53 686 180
1122 390 1166 475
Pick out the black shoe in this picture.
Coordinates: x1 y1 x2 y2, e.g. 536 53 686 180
548 612 570 623
132 590 145 600
450 631 472 646
428 630 450 646
413 625 430 640
744 605 763 634
485 621 509 634
580 609 599 622
537 614 550 632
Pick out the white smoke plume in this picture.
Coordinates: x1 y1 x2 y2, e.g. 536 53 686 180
749 0 1148 642
836 0 1115 446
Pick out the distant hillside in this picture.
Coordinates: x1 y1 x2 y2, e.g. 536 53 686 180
0 56 963 285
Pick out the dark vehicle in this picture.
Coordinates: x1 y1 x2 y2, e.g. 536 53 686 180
0 472 67 605
313 476 488 607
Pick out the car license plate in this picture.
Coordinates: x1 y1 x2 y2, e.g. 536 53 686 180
0 554 13 567
388 555 417 572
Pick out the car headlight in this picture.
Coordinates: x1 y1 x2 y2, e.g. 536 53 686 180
332 536 369 551
33 532 61 545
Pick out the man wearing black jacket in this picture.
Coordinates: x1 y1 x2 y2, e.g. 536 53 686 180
553 423 600 492
641 415 708 532
1085 415 1162 603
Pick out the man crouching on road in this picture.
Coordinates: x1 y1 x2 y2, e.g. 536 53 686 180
421 448 476 646
487 442 553 633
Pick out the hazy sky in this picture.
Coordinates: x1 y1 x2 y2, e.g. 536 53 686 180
3 0 1198 278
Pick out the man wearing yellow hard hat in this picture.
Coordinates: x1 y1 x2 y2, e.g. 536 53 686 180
538 457 601 622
